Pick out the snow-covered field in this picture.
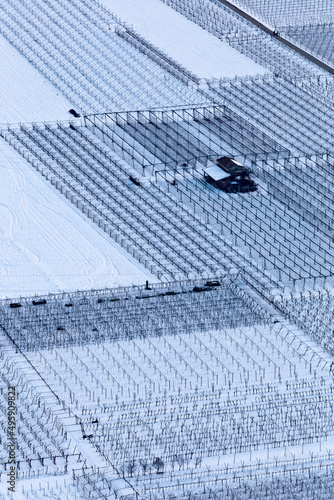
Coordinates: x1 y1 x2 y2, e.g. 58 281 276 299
0 35 72 124
0 139 154 298
0 0 269 297
0 0 334 498
1 281 333 499
26 324 327 405
100 0 268 79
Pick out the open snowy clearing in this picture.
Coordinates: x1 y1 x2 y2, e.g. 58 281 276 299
0 35 73 124
0 139 155 299
101 0 268 79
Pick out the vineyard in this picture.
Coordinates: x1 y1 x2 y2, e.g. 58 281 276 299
1 0 334 498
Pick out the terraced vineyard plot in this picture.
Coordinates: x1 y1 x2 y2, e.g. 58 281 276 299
0 279 264 350
279 291 334 357
1 280 331 498
0 0 202 112
281 24 334 67
72 378 334 498
86 105 288 171
24 323 316 407
159 153 334 290
0 361 71 478
1 0 334 496
225 0 334 27
208 76 334 156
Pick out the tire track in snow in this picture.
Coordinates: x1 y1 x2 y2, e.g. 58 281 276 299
0 141 155 297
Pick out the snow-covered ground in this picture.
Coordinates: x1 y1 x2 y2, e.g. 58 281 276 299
0 32 156 297
0 139 154 299
0 35 72 124
0 1 333 497
101 0 268 79
0 0 268 299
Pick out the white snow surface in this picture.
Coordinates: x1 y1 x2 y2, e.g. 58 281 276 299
0 140 155 299
101 0 268 78
0 0 267 298
0 34 73 124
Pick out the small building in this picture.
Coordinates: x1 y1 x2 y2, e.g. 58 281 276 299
203 165 231 183
216 156 249 176
203 158 257 193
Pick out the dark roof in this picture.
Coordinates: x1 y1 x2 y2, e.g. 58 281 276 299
217 156 244 170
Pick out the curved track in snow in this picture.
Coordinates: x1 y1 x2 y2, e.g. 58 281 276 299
0 140 155 298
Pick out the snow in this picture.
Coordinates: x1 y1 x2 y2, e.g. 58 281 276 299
0 34 73 124
0 0 268 298
0 139 155 299
26 324 320 405
0 0 333 496
100 0 268 79
203 165 230 180
0 33 156 297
